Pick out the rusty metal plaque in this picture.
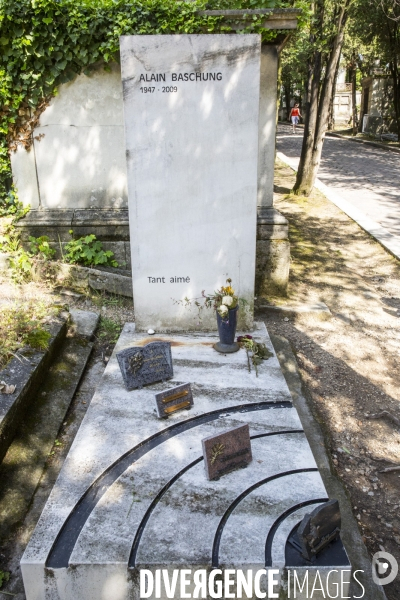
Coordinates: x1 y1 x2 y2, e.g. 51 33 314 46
155 383 193 418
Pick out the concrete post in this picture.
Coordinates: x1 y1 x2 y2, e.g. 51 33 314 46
255 44 290 297
257 44 278 211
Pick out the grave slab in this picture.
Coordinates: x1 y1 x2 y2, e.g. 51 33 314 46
21 323 350 600
120 35 261 331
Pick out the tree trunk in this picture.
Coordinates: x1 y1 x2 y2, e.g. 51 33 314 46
328 54 341 131
386 21 400 139
390 60 400 139
284 82 291 120
351 65 358 135
293 50 322 194
293 4 350 196
327 94 334 131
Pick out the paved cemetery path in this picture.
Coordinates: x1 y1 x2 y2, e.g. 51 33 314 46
277 123 400 239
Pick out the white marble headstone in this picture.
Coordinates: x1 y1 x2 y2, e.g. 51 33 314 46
120 34 261 331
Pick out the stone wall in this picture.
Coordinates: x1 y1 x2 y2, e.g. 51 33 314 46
360 75 397 134
12 50 289 298
11 62 127 210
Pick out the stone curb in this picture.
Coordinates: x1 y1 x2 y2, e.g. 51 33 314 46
1 260 133 298
269 333 388 600
0 315 68 465
42 262 133 298
59 263 133 298
326 131 400 154
276 151 400 262
257 301 331 318
278 121 400 154
0 310 99 543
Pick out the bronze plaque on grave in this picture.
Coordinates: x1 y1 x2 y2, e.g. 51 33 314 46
202 424 252 481
116 341 173 390
155 383 193 418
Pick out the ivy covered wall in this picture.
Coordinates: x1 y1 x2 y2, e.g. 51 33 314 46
0 0 298 213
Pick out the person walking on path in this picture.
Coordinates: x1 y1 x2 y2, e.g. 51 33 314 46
289 103 302 134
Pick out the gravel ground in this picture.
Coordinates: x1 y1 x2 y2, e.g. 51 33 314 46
259 159 400 600
0 271 135 362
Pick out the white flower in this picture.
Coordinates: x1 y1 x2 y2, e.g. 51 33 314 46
218 304 229 317
222 295 233 306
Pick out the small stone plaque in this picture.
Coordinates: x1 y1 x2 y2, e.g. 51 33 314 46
297 499 341 561
116 341 173 390
155 383 193 418
202 424 252 481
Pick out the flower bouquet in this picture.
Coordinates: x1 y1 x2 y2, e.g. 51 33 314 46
204 279 240 353
173 278 242 353
237 334 273 376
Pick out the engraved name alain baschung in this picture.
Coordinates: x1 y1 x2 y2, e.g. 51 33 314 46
139 72 223 82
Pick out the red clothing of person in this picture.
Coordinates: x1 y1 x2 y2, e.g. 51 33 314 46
291 107 300 117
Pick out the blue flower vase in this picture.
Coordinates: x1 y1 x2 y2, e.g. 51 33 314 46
213 306 240 353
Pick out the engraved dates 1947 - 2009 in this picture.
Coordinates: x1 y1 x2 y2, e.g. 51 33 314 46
140 87 177 94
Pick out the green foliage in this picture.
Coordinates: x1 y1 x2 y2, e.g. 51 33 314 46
90 290 128 309
0 186 28 218
0 228 33 282
28 235 55 259
25 327 51 350
1 233 55 282
9 249 33 280
237 334 272 376
64 232 118 267
0 570 10 589
0 301 57 369
280 28 310 112
0 0 306 213
0 229 20 253
280 0 350 114
97 315 122 344
343 0 400 134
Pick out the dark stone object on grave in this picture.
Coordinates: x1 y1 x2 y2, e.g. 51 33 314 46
116 341 173 390
202 423 252 481
296 499 341 561
155 383 193 418
214 306 239 353
285 523 350 568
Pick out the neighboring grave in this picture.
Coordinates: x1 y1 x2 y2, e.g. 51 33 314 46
21 323 351 600
120 35 261 332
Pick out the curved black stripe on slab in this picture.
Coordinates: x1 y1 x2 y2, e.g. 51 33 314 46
250 430 303 440
128 456 203 568
212 467 319 568
46 400 292 568
265 497 329 567
128 429 304 568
